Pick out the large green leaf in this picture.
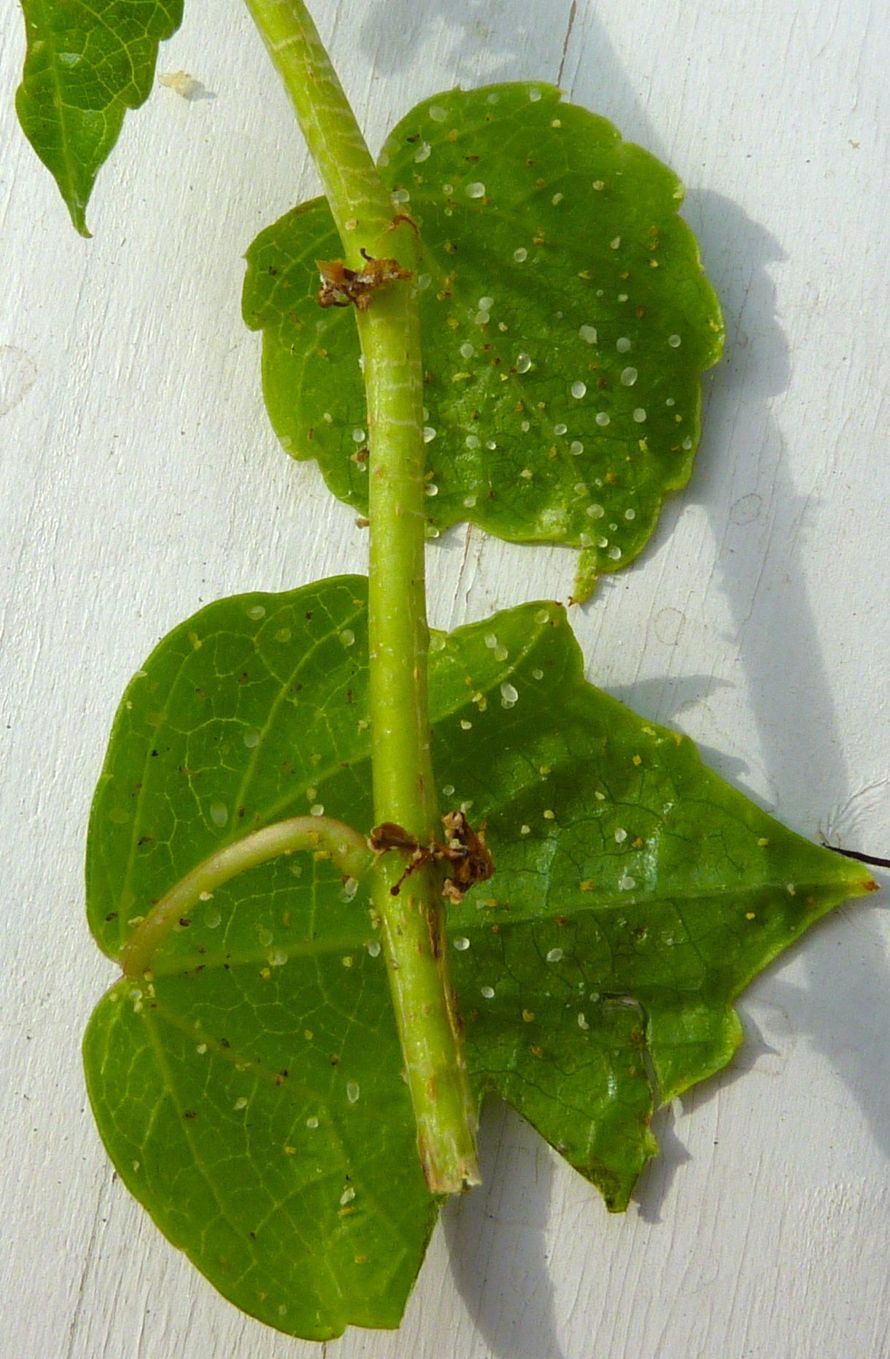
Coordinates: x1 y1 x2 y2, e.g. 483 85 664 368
85 577 870 1337
244 84 723 585
16 0 184 234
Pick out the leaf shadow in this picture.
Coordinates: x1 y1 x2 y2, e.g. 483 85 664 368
630 1101 692 1225
444 1096 571 1359
359 0 577 88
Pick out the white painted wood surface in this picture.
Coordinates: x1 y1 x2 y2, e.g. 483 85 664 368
2 1 889 1354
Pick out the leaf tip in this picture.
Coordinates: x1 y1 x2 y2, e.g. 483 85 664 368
570 549 598 606
71 208 92 240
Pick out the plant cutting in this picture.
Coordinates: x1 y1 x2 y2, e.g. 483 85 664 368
16 0 876 1342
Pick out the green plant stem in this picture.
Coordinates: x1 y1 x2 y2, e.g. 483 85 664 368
243 0 480 1191
120 816 369 979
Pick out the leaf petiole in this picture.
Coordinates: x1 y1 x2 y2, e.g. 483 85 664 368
120 815 370 979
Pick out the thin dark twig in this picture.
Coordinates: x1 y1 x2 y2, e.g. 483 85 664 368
823 843 890 870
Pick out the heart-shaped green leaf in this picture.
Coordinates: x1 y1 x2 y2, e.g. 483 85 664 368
85 577 870 1337
244 84 723 585
16 0 184 234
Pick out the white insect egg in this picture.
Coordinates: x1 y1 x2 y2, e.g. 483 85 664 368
595 411 610 427
466 182 486 199
632 408 647 423
516 353 532 374
209 802 228 827
571 381 587 399
513 247 528 263
546 948 563 963
620 367 638 387
668 333 682 347
453 936 471 951
500 682 519 708
616 337 631 352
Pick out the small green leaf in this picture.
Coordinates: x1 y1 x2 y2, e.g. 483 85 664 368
16 0 184 235
86 578 870 1335
244 84 723 581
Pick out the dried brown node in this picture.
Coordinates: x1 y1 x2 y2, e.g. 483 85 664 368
316 249 412 311
369 811 494 902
